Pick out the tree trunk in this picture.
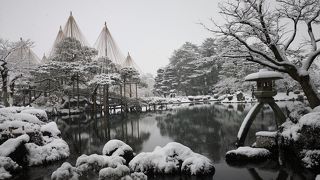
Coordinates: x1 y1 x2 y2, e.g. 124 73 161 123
1 69 9 107
299 75 320 108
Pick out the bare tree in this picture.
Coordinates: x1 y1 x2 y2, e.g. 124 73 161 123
204 0 320 108
0 38 32 106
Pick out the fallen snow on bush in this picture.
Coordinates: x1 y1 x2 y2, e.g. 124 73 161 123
281 112 320 141
51 162 79 180
25 138 70 166
102 139 134 163
99 164 130 180
12 113 44 125
301 150 320 168
40 122 61 137
0 157 20 179
76 154 125 172
129 142 214 175
20 109 48 122
121 172 148 180
0 134 30 156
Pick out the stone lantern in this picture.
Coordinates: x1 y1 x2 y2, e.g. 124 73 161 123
237 69 286 146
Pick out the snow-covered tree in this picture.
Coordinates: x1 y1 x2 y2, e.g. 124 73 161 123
0 38 33 106
205 0 320 108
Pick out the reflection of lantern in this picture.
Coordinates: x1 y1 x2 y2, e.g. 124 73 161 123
237 69 286 147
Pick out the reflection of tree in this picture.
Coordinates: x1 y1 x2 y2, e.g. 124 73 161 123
156 104 277 161
56 113 150 163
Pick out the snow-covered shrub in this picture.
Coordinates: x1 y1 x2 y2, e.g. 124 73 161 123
102 139 134 164
0 157 20 179
129 142 214 175
301 150 320 169
25 138 69 166
0 134 29 157
51 162 79 180
281 112 320 149
121 172 148 180
99 165 130 180
40 122 61 137
21 109 48 122
76 154 125 173
285 102 311 123
13 113 44 125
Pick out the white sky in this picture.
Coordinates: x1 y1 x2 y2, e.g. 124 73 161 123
0 0 221 75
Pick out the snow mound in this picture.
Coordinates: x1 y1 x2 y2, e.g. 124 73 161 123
21 109 48 122
129 142 214 175
40 122 61 137
25 138 70 166
51 162 79 180
76 154 125 172
0 157 20 179
0 134 30 157
99 164 130 180
226 147 271 163
102 139 134 163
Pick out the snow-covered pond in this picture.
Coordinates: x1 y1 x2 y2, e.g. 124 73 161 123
16 101 315 180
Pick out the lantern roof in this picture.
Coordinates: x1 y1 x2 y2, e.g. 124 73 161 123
245 69 283 81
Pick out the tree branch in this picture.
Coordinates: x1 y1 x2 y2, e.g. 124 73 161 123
302 49 320 70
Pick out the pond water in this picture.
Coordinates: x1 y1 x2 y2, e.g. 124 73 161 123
17 102 319 180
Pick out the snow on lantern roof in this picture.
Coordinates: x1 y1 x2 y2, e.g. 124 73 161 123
245 69 283 81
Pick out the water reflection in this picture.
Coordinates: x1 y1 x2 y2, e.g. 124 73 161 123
19 102 319 180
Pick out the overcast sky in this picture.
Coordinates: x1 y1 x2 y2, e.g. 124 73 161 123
0 0 222 75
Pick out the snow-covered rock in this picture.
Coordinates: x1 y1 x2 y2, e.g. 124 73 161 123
255 131 277 149
102 139 134 163
51 162 79 180
226 146 271 163
40 122 61 137
129 142 214 175
0 157 20 179
0 134 29 157
25 138 69 166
